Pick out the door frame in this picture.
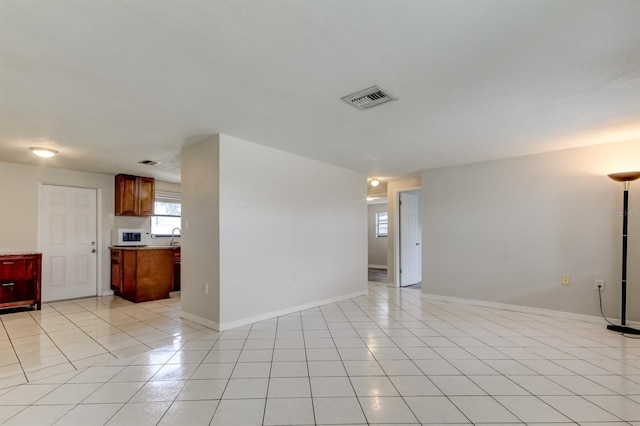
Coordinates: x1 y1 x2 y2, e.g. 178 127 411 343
386 179 422 287
37 183 103 300
398 191 422 287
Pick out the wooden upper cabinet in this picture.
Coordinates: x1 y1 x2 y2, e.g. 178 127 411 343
115 174 138 216
137 177 155 217
115 174 155 216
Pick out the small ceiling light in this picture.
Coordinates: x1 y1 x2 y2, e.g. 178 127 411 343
30 147 58 158
370 178 380 187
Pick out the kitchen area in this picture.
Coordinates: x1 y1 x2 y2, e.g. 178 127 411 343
110 174 181 303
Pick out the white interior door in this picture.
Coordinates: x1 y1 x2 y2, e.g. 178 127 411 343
40 185 98 302
400 192 421 286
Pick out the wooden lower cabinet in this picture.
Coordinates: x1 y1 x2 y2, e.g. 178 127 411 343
110 250 123 295
0 253 42 311
110 248 174 303
173 248 181 291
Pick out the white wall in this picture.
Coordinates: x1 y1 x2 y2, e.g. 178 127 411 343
217 135 367 328
368 203 388 268
421 139 640 319
180 137 221 328
180 135 367 330
0 161 114 294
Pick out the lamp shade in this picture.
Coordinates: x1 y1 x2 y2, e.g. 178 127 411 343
608 171 640 182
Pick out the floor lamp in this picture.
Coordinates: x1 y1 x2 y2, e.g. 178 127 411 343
606 171 640 335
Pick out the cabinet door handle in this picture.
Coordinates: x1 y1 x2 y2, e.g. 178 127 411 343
2 282 15 287
2 261 15 265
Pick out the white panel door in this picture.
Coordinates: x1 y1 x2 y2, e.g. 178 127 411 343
40 185 97 301
400 192 422 286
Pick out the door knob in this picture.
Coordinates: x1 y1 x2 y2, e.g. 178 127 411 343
91 249 96 253
91 241 96 246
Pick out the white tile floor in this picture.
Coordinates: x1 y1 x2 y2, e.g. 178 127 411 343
0 294 216 388
2 282 640 424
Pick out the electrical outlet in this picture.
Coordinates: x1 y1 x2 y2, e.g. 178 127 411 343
561 275 570 285
596 279 605 291
204 283 209 294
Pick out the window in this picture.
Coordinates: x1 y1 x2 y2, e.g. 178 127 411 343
375 211 388 237
151 191 181 237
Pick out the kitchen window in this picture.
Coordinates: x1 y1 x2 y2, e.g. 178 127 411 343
151 191 181 237
375 211 388 237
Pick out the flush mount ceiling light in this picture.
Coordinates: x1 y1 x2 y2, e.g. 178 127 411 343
370 178 380 187
29 147 58 158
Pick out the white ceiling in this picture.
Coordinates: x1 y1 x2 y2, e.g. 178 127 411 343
1 0 639 183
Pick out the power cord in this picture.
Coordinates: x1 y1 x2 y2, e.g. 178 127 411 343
598 285 640 338
598 285 617 327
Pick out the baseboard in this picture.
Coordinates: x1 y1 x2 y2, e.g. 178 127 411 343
180 311 221 331
368 264 388 270
100 289 114 297
218 290 369 331
422 292 636 326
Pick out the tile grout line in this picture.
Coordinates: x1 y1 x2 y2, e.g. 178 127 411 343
18 294 189 382
0 311 27 387
325 299 392 425
365 284 555 423
3 295 211 425
352 286 474 425
6 284 640 424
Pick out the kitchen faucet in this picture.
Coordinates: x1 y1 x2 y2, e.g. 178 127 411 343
170 227 181 246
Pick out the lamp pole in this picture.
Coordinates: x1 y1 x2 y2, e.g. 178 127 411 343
606 171 640 335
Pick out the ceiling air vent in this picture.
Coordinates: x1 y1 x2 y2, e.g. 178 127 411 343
341 86 396 110
138 160 161 166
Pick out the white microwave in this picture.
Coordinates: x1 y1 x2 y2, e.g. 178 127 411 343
112 229 147 246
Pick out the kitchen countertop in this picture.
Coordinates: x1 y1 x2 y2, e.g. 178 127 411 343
109 246 180 250
0 252 42 256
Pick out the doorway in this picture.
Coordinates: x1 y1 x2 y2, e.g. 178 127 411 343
367 197 388 283
39 185 98 302
399 191 421 287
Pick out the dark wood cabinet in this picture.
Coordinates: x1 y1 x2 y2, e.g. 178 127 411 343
137 177 155 216
110 248 174 303
115 174 155 217
115 174 137 216
110 250 123 294
0 253 42 311
173 248 181 291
